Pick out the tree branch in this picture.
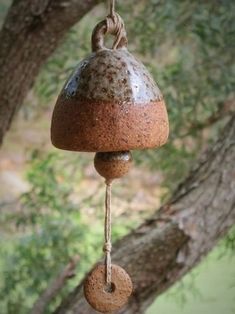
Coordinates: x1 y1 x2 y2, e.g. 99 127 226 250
54 115 235 314
0 0 102 145
173 98 235 140
189 98 235 131
31 256 80 314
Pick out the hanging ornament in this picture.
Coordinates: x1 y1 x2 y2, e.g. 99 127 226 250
51 0 169 312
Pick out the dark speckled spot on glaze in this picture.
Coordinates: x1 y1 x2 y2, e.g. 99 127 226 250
60 49 162 104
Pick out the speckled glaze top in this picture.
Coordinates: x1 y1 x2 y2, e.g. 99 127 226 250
51 15 169 152
60 48 162 103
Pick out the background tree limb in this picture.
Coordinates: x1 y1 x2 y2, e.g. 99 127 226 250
0 0 101 145
54 115 235 314
189 99 235 132
31 256 80 314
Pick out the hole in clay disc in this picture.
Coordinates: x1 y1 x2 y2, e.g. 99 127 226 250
104 282 116 293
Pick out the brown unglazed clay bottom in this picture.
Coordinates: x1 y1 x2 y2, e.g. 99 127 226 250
84 264 133 313
51 99 169 152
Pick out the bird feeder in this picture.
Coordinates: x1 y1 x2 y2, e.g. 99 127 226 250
51 2 169 312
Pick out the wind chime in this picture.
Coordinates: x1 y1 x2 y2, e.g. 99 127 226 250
51 0 169 312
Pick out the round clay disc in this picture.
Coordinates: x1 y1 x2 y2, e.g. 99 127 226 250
84 264 133 313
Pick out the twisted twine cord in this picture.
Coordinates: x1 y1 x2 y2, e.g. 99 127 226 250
107 0 126 50
103 179 112 286
106 13 125 50
110 0 115 17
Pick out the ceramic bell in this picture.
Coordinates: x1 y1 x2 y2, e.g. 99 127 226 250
51 15 169 152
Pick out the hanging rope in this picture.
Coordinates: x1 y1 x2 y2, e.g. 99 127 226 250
110 0 115 17
106 0 127 50
103 179 112 287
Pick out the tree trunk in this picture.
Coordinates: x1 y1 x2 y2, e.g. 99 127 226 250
0 0 101 145
54 115 235 314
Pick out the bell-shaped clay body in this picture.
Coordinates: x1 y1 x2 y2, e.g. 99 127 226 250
51 21 169 152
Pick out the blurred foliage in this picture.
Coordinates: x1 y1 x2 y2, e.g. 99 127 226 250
0 150 132 313
119 0 235 191
0 151 100 313
0 0 235 313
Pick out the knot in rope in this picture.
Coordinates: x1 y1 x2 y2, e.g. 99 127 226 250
106 12 123 35
105 12 126 49
103 241 112 253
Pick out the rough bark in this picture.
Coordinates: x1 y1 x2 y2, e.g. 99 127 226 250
0 0 101 145
54 115 235 314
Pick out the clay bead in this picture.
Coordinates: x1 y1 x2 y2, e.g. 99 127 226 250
84 264 133 313
94 151 132 180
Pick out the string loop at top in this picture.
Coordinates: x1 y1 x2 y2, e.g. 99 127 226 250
106 12 125 50
92 0 127 52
